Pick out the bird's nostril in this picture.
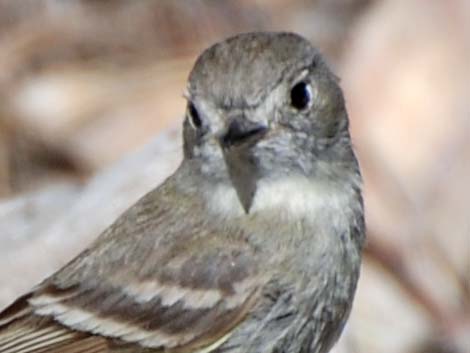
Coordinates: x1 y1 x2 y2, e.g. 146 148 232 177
222 119 268 148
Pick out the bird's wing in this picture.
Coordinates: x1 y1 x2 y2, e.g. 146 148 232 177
0 241 261 353
0 190 264 353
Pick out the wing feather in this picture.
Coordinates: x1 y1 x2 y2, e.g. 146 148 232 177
0 236 262 353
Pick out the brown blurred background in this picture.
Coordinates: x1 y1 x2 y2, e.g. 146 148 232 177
0 1 469 352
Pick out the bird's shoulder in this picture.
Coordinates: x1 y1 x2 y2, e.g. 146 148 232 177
0 176 266 353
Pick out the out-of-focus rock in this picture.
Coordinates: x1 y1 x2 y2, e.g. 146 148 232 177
0 182 80 302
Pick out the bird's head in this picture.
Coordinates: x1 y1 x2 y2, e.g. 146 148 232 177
183 32 358 215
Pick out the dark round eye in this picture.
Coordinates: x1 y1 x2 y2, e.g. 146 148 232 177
290 81 312 110
188 102 202 129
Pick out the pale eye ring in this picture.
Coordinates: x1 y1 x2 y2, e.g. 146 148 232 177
188 102 202 129
290 81 313 110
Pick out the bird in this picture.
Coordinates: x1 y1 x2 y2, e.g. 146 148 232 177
0 31 365 353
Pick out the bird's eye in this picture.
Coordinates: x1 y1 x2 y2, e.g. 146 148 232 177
290 81 312 110
188 102 202 129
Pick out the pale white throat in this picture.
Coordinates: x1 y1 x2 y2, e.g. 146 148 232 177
205 175 357 221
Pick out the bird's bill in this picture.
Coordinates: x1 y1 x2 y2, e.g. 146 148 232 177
219 116 268 214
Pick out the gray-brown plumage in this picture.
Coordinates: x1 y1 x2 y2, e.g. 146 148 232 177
0 32 365 353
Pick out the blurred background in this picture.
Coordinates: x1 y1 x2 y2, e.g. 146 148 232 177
0 0 468 352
